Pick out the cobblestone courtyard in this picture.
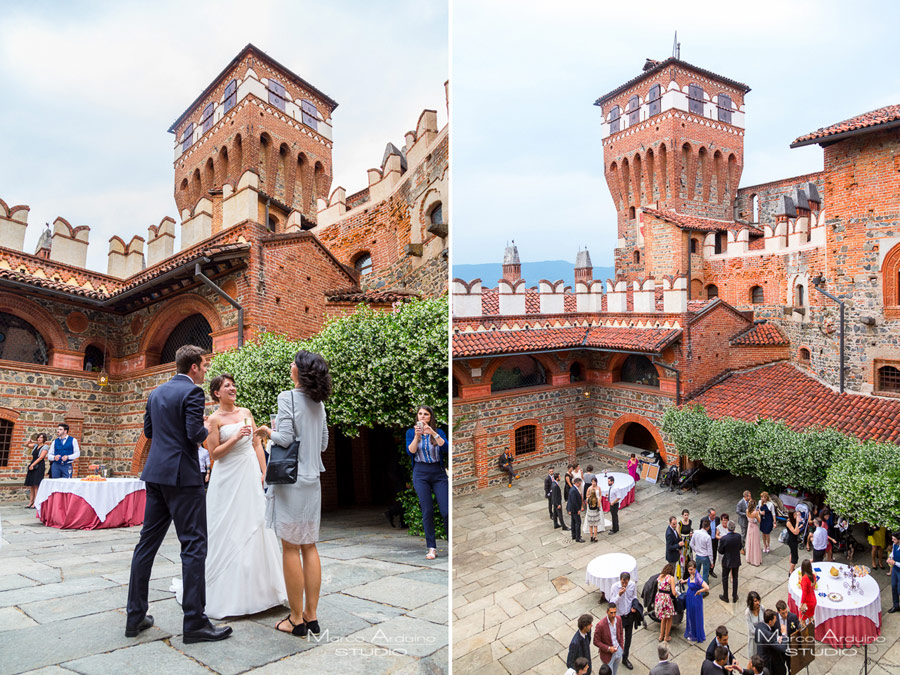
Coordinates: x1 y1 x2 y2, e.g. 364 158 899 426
452 472 900 674
0 504 447 674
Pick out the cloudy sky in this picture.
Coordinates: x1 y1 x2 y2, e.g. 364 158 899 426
0 0 447 272
453 0 900 268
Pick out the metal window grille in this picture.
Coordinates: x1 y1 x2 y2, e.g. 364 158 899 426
201 103 214 134
800 349 811 362
0 311 49 365
879 366 900 393
688 84 704 115
0 419 12 466
717 94 732 124
515 425 537 455
627 95 640 126
223 79 237 113
491 357 547 392
354 254 373 276
181 123 194 154
620 355 659 387
160 314 213 364
648 84 661 116
751 286 764 304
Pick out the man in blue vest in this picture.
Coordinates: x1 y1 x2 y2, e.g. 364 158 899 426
47 423 80 478
888 531 900 614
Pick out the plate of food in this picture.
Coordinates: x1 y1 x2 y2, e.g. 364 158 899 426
828 592 843 602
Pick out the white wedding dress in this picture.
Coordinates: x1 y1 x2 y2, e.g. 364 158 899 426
172 422 287 618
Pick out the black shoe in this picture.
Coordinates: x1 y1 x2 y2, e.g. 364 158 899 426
719 594 729 603
623 658 634 670
889 607 900 614
576 538 586 543
562 527 570 531
608 531 615 536
304 615 321 636
125 615 154 637
554 524 562 529
183 624 233 643
710 570 718 578
733 596 739 604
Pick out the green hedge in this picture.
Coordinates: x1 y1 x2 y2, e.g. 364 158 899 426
661 405 900 529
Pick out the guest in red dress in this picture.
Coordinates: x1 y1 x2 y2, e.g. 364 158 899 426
798 559 817 623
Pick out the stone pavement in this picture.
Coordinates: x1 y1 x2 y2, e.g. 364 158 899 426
0 504 447 674
452 471 900 674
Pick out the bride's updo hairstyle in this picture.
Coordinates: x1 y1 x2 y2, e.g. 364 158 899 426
209 373 235 402
294 350 332 403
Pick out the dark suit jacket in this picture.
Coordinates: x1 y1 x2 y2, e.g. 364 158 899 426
567 487 582 515
567 630 592 674
705 637 736 666
776 612 800 638
499 452 513 468
701 661 729 675
141 374 209 486
592 616 624 664
649 661 681 675
719 532 743 569
665 526 680 563
551 482 562 508
544 474 553 498
755 622 787 675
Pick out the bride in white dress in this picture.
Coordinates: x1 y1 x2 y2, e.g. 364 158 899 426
172 373 286 618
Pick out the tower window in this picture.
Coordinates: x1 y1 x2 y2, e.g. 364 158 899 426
751 194 759 223
688 84 705 116
223 79 237 113
429 202 443 225
706 284 719 299
717 93 733 124
690 238 699 254
878 365 900 394
300 100 318 131
795 284 805 307
628 206 636 219
268 79 287 112
750 285 764 304
799 348 811 363
609 105 621 134
627 95 640 126
354 252 373 276
201 103 214 134
181 123 194 154
633 250 640 264
714 232 726 254
569 362 583 383
620 355 659 387
648 84 661 116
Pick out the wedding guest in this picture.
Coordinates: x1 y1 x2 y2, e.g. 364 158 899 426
705 625 737 667
565 656 590 675
701 647 731 675
649 643 680 675
718 521 742 604
607 475 620 535
745 499 762 567
886 531 900 613
691 517 714 582
610 571 637 670
567 614 593 675
544 467 555 519
627 453 639 482
807 518 834 563
676 509 693 578
23 433 49 508
758 492 775 554
654 563 677 642
736 490 751 549
593 602 624 675
498 447 518 487
568 478 585 543
821 508 836 561
798 559 817 623
583 465 596 499
866 524 887 569
682 559 709 643
745 591 765 658
775 600 800 672
405 405 449 559
47 423 80 478
708 509 721 578
784 511 801 575
738 655 768 675
551 473 568 530
665 516 680 566
585 477 605 542
564 464 574 502
755 609 787 675
572 463 583 486
715 514 730 575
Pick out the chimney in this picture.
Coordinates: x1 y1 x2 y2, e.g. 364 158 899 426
147 217 176 267
107 235 145 278
0 200 29 251
574 248 593 283
452 278 483 317
502 241 521 283
49 217 90 268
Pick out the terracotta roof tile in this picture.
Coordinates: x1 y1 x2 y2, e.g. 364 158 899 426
692 362 900 444
792 104 900 147
730 321 788 346
642 208 764 235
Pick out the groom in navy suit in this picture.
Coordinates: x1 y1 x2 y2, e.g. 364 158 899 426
125 345 232 643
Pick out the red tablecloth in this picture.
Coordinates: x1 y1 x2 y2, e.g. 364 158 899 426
788 594 881 648
38 490 145 529
601 486 635 512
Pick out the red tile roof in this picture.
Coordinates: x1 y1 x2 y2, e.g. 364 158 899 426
792 104 900 148
642 208 763 235
453 325 681 357
730 321 788 346
692 362 900 444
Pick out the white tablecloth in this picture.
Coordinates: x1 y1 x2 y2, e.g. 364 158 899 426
586 553 638 597
788 563 881 629
598 471 634 503
35 478 146 523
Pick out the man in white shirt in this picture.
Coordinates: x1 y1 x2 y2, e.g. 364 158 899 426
47 423 80 478
808 517 833 563
691 517 714 582
610 572 638 670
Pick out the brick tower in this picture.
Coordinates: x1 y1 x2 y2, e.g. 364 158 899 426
169 44 338 249
595 58 750 278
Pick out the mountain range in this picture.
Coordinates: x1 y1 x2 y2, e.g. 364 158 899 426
453 260 615 288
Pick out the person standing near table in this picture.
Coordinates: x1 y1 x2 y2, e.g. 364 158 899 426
607 475 620 535
775 600 800 672
887 531 900 613
593 602 625 675
610 571 637 670
755 609 787 675
567 614 593 675
736 491 751 551
551 472 568 531
798 559 817 624
544 467 555 519
47 424 80 479
807 518 834 563
24 433 50 508
585 477 605 542
568 478 585 542
784 511 801 575
758 492 775 554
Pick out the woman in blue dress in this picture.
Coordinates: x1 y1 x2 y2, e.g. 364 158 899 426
759 491 775 553
682 559 709 642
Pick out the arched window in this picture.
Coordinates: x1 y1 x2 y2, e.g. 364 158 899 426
799 348 811 363
795 284 805 307
491 355 547 392
0 312 48 365
83 345 104 372
688 84 705 115
354 253 373 276
609 105 621 134
690 238 699 254
750 286 764 304
878 365 900 394
159 314 213 365
717 93 732 123
619 355 659 387
569 362 583 383
627 95 640 126
429 202 443 225
633 250 640 264
515 424 537 455
706 284 719 299
751 194 759 223
882 243 900 318
0 418 12 466
628 206 636 219
648 84 661 116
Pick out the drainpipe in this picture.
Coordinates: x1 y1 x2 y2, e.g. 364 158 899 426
194 261 244 348
810 275 844 393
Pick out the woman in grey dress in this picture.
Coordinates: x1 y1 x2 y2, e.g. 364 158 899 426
255 350 331 638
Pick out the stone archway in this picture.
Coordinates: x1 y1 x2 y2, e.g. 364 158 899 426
608 413 667 461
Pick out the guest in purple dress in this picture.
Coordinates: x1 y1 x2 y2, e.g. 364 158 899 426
627 453 640 482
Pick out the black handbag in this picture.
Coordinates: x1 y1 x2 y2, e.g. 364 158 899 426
265 392 299 485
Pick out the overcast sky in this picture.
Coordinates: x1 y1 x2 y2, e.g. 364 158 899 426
452 0 900 268
0 0 447 272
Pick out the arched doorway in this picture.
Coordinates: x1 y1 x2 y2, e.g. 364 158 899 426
608 414 667 462
622 422 658 451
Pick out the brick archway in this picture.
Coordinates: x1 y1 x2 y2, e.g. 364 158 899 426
608 413 667 461
138 293 223 365
129 432 151 475
0 291 68 355
884 242 900 319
